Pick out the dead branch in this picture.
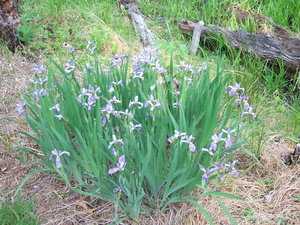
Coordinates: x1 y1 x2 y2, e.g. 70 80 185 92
178 19 300 77
120 0 155 47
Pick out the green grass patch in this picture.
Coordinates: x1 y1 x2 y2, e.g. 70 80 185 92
0 196 39 225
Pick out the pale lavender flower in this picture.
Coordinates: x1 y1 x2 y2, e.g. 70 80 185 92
157 76 163 84
185 64 194 72
54 115 65 120
64 60 75 73
111 80 123 86
150 85 156 91
144 46 158 57
227 83 244 96
178 61 187 68
199 164 211 181
168 130 187 143
242 106 256 119
82 100 96 112
234 94 248 107
82 62 97 74
222 128 236 148
212 163 223 171
152 61 168 74
129 122 142 134
180 135 196 152
16 102 27 115
109 96 121 104
50 149 70 168
28 76 48 86
112 148 118 156
68 47 75 53
129 96 143 109
49 104 60 112
201 147 214 155
118 109 133 119
196 65 207 73
113 186 122 199
108 135 124 149
87 86 101 100
144 94 161 111
224 138 233 148
210 132 225 150
132 68 144 81
184 76 193 84
225 160 239 177
108 84 114 93
243 101 250 110
108 155 127 174
86 40 98 55
78 86 101 111
173 101 181 108
102 118 107 127
110 53 127 66
34 89 47 102
30 64 45 74
102 101 117 120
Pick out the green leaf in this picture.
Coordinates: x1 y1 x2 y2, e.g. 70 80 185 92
212 196 238 225
186 199 214 225
14 170 41 196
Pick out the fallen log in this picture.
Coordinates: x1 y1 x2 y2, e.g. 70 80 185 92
178 19 300 77
120 0 155 47
227 4 300 42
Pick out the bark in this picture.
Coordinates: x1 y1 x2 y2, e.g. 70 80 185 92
178 19 300 77
0 0 20 50
120 0 155 47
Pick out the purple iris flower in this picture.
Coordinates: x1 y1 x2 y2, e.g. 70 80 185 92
227 83 244 96
30 64 45 74
108 135 124 149
16 102 27 115
50 149 70 168
199 164 211 181
180 135 196 152
108 155 127 175
225 160 239 177
129 96 144 109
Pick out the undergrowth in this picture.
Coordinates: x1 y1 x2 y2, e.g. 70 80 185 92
0 196 39 225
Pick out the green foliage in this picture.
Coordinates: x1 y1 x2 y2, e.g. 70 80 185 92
17 0 41 44
17 46 254 222
0 196 39 225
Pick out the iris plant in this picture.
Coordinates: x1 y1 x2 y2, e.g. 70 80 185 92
19 43 254 222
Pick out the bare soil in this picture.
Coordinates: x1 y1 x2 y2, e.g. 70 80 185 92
1 47 299 225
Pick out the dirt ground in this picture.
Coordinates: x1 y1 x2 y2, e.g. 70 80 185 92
0 48 299 225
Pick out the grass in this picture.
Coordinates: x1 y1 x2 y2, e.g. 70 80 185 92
0 196 39 225
1 0 299 224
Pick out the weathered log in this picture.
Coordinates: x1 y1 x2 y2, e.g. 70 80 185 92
120 0 155 47
178 19 300 77
0 0 20 50
227 5 300 42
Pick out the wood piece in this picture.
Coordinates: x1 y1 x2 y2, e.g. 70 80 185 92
190 20 204 56
227 5 299 41
0 0 20 50
178 19 300 77
120 0 155 46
